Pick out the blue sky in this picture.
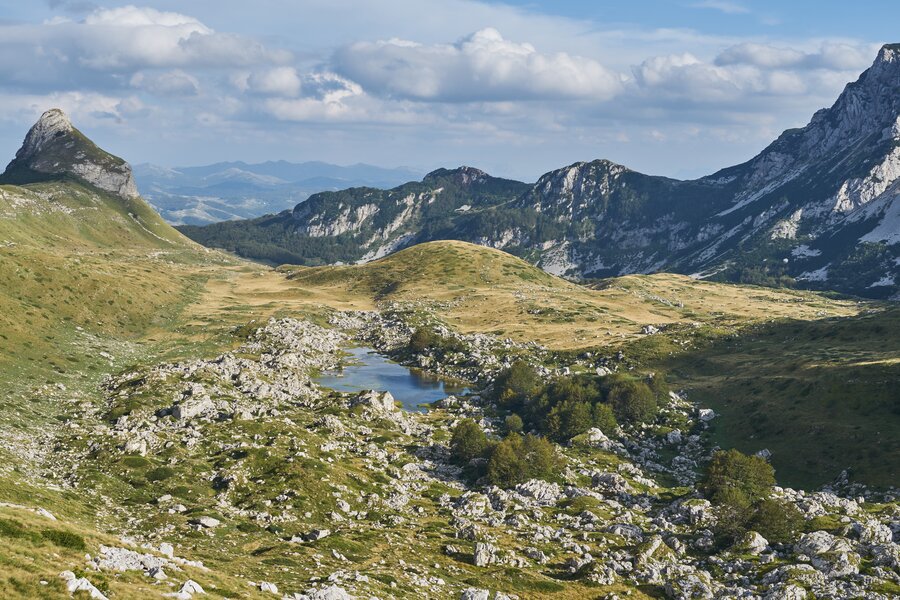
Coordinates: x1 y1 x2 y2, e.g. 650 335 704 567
0 1 894 181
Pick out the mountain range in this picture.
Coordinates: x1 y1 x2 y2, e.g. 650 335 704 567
134 160 422 226
180 44 900 300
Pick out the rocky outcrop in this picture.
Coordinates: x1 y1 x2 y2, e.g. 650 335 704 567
2 108 139 199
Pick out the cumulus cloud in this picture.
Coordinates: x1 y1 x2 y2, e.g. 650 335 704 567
0 90 147 126
631 41 877 106
0 3 887 182
83 5 208 28
331 28 623 102
0 5 290 93
262 72 395 123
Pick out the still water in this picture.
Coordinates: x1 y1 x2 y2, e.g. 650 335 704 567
315 347 468 412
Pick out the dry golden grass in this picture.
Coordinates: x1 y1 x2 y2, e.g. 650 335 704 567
275 240 864 350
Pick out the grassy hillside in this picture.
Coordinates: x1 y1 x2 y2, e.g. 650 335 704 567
0 181 211 380
0 181 189 249
658 308 900 488
282 240 862 350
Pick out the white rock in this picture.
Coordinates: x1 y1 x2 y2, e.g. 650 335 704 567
192 516 220 529
159 542 174 558
737 531 768 555
698 408 716 422
59 571 108 600
259 581 278 594
180 579 205 595
474 542 498 567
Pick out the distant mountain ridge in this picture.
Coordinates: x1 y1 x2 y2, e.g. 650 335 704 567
181 45 900 299
134 160 423 226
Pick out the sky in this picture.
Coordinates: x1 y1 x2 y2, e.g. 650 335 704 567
0 1 895 181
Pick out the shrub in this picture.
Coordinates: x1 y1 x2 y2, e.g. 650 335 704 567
450 419 488 464
545 399 594 442
591 403 617 433
41 529 87 551
408 327 437 353
701 449 775 505
493 361 540 408
702 449 781 546
486 435 523 487
607 379 657 424
504 414 524 434
486 433 561 487
750 498 805 544
712 487 754 545
408 327 467 355
521 434 561 480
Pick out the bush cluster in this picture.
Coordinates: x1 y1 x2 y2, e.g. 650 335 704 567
449 418 561 487
492 362 668 442
408 326 467 356
701 449 804 546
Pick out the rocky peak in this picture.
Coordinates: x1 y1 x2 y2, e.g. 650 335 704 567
873 43 900 71
1 108 140 199
532 159 630 199
708 44 900 198
809 43 900 141
16 108 74 160
423 166 489 186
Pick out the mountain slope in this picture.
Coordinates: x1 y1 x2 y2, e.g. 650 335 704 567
0 109 896 599
181 45 900 299
180 167 530 265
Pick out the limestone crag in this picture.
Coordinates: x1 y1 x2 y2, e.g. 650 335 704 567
3 108 140 199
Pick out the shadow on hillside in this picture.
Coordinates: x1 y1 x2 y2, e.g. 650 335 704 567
660 307 900 490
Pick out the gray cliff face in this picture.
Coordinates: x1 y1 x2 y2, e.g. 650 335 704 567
15 108 74 159
3 108 140 199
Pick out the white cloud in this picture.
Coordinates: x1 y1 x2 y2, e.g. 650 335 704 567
0 5 290 90
0 2 888 182
716 42 875 71
631 41 876 105
331 28 623 102
715 43 805 68
0 90 146 126
248 67 302 96
262 72 422 124
83 5 210 30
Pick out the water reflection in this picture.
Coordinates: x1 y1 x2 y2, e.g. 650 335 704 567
315 347 468 412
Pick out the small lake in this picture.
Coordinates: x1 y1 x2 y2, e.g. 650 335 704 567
315 347 468 412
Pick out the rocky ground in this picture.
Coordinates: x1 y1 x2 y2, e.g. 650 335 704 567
27 309 900 599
